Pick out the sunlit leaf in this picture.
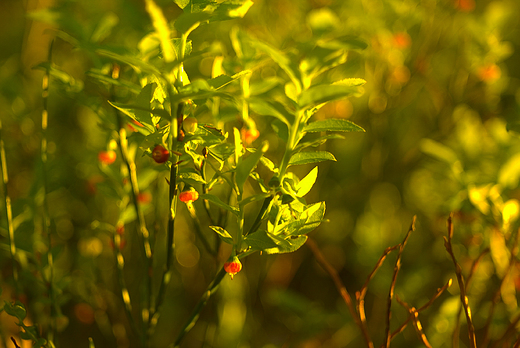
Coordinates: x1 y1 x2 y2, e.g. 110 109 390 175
304 119 365 133
244 230 278 251
144 0 175 62
298 84 361 110
209 226 234 244
236 141 269 194
289 151 336 166
200 193 239 215
296 167 318 197
265 235 308 254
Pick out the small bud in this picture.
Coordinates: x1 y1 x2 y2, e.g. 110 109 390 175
241 127 260 146
152 145 169 163
224 257 242 279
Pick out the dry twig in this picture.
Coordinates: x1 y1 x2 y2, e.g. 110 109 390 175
306 237 374 348
444 214 477 348
383 216 416 348
396 295 433 348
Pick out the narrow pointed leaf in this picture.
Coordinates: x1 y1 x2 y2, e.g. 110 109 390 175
209 226 234 245
304 119 365 133
289 151 336 166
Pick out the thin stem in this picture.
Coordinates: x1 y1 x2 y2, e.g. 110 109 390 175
186 202 217 257
111 65 152 345
0 120 18 292
395 296 432 348
384 215 416 348
172 268 227 348
306 237 373 348
444 214 477 348
113 233 142 342
41 42 56 343
390 279 452 341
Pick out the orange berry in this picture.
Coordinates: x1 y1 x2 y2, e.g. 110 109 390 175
98 150 116 165
241 128 260 145
179 189 199 203
224 257 242 279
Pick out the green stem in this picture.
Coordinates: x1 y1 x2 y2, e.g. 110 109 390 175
111 65 152 345
0 120 17 292
186 202 217 257
41 43 56 344
172 268 227 348
277 108 304 180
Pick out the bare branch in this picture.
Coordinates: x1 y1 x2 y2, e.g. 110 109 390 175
444 214 477 348
384 216 416 348
306 237 374 348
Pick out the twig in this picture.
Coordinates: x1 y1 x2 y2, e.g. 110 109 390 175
186 201 217 257
10 337 21 348
487 227 520 348
171 268 227 347
444 214 477 348
390 278 452 340
0 119 18 292
357 244 399 345
395 295 432 348
112 232 141 341
41 40 56 343
384 215 416 348
111 65 152 345
453 248 489 348
306 237 373 348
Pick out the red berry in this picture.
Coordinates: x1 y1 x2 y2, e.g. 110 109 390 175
98 150 116 165
152 145 169 163
179 189 199 203
224 258 242 279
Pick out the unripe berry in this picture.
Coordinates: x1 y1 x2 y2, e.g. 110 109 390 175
224 257 242 279
183 117 198 135
152 145 169 163
179 188 199 203
98 150 116 165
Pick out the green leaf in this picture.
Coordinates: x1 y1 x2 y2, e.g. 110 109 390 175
209 226 234 244
295 134 345 152
174 0 190 9
296 167 318 197
244 230 278 251
174 12 211 34
178 169 207 185
250 40 301 93
207 71 250 90
304 119 365 133
210 1 254 22
289 151 336 166
3 301 26 321
297 202 326 235
239 192 272 207
248 98 294 126
96 48 162 75
298 83 363 109
200 193 239 215
265 235 308 254
144 0 176 62
90 12 119 43
236 141 269 194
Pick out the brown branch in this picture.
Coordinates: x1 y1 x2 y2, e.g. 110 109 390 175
384 215 416 348
357 245 399 346
452 247 490 348
396 295 433 348
391 278 452 340
10 337 21 348
306 237 374 348
444 214 477 348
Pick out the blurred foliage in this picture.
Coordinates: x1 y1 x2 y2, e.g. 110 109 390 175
1 0 520 347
